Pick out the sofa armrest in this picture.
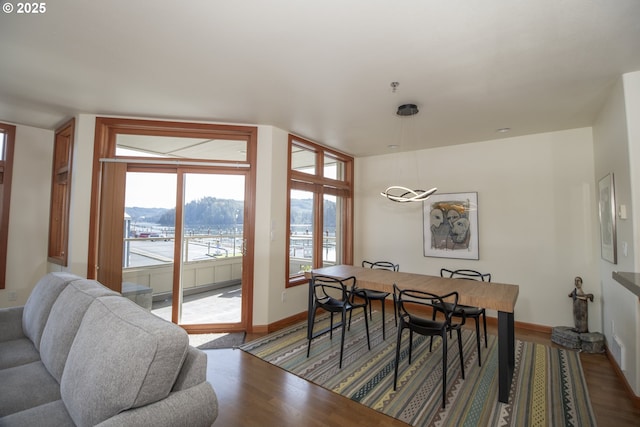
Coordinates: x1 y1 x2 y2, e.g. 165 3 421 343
0 306 25 342
173 346 207 391
94 382 218 427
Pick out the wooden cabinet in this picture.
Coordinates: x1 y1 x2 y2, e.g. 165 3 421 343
48 118 75 265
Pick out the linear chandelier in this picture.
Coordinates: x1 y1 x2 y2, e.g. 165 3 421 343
380 99 437 203
380 186 438 203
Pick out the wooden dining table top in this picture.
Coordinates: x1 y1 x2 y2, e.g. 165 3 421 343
306 265 519 313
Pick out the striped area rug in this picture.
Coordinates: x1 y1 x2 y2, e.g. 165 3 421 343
240 312 597 426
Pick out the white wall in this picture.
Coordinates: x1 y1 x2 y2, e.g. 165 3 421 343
252 125 308 325
40 114 98 277
3 115 299 328
66 114 97 275
624 72 640 397
626 72 640 274
0 123 53 308
593 71 640 395
355 128 600 330
36 114 102 279
1 100 630 376
50 116 302 327
13 116 599 333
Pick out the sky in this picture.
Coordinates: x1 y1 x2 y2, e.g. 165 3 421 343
125 172 245 209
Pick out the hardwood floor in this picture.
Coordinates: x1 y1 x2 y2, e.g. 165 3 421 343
206 322 640 426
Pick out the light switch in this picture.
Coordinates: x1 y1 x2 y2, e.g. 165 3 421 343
618 205 627 219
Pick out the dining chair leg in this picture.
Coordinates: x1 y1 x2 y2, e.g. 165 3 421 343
362 305 371 350
349 294 368 330
339 310 347 368
392 294 398 327
475 317 482 367
441 332 448 409
393 324 403 391
456 328 465 380
307 306 317 358
329 313 334 339
482 310 487 348
380 298 386 340
431 310 445 343
408 330 414 365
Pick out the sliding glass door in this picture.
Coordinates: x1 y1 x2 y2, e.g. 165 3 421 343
178 172 245 326
123 170 246 330
91 117 257 334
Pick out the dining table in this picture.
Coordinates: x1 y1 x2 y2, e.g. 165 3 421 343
305 264 519 404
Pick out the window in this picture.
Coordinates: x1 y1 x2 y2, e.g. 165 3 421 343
286 135 353 287
0 123 16 289
48 118 75 266
89 117 257 333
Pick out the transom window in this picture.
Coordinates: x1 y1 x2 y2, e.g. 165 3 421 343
115 134 247 161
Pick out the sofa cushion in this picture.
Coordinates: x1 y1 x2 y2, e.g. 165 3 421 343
0 306 41 370
0 305 25 343
0 361 61 417
172 346 208 391
22 272 82 350
60 296 189 427
94 382 219 427
0 338 40 370
0 400 74 427
39 279 119 382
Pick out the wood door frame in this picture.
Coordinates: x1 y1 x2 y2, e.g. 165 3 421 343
89 117 257 333
0 122 15 289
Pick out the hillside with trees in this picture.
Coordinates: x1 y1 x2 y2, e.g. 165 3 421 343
126 196 336 228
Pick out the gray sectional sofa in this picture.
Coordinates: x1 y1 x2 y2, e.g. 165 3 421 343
0 272 218 426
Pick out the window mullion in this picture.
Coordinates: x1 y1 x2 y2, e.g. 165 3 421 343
314 186 323 269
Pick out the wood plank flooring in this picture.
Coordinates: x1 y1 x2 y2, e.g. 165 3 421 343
206 322 640 426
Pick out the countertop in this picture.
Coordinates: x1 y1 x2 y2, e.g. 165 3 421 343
612 271 640 298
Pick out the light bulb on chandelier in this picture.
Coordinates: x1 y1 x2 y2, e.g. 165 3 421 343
380 96 437 203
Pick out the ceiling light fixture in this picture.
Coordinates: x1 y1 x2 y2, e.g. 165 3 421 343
381 186 438 203
396 103 419 116
380 99 437 203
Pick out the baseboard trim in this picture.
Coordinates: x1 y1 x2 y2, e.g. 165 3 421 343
486 316 553 334
249 311 308 334
256 304 555 336
604 346 640 407
250 325 270 334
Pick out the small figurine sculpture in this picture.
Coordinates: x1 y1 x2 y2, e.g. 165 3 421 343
568 276 593 333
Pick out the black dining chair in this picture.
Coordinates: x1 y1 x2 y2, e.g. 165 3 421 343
307 274 371 368
438 268 491 367
352 260 399 340
393 284 465 409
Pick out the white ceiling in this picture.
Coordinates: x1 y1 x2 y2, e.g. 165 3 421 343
1 0 639 157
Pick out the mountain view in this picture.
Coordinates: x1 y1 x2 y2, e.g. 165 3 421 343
125 197 336 229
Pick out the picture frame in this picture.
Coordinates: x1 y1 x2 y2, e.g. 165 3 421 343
598 173 617 264
423 192 479 260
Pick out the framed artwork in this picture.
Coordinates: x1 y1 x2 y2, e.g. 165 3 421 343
598 173 617 264
423 192 479 260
